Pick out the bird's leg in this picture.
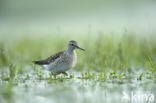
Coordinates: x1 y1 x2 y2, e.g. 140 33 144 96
61 72 68 76
49 72 53 78
53 74 57 79
50 72 58 79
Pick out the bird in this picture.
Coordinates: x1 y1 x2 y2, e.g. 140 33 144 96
33 40 85 76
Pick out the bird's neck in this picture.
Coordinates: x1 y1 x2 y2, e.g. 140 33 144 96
66 47 75 55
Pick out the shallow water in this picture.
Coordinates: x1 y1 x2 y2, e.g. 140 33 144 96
0 68 156 103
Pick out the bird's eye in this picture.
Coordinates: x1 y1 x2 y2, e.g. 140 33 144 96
71 44 74 46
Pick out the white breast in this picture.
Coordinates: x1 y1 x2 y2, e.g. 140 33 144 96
71 51 77 68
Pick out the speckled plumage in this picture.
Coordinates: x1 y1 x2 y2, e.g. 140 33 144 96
34 40 84 75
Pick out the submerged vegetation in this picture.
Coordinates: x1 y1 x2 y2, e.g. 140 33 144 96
0 32 156 103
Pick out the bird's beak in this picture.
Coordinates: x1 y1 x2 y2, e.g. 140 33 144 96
76 46 85 51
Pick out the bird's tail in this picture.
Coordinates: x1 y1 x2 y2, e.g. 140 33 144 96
33 60 45 65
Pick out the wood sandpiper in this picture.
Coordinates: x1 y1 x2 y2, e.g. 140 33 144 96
33 40 85 76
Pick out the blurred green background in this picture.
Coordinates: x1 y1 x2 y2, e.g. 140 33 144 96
0 0 156 36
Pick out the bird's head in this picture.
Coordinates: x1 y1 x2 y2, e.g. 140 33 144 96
68 40 85 51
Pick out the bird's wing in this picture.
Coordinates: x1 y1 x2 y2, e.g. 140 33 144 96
33 51 64 65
